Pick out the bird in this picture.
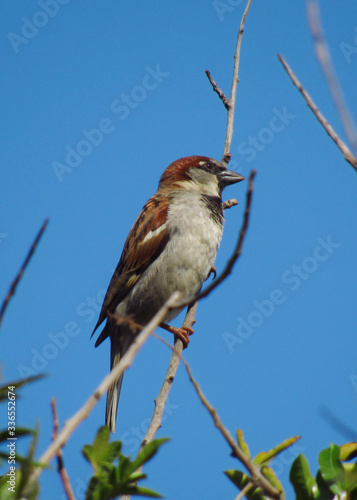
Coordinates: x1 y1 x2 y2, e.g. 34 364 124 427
91 155 244 432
